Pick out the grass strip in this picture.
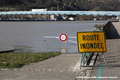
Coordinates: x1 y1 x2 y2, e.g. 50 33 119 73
0 52 60 68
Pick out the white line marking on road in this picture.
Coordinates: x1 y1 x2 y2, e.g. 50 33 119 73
68 40 77 44
43 36 59 39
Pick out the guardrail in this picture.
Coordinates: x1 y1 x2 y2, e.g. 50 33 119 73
1 11 120 16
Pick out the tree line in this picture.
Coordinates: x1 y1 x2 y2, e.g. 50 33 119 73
0 0 120 11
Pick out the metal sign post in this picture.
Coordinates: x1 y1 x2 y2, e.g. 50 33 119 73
79 52 108 69
44 33 77 43
43 33 77 53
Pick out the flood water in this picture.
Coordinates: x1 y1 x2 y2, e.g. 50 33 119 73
0 21 107 53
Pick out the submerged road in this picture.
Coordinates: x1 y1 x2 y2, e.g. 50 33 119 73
0 21 107 53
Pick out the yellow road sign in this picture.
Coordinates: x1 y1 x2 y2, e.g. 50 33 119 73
77 32 107 53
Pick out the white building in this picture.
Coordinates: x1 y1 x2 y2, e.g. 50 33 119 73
32 9 47 12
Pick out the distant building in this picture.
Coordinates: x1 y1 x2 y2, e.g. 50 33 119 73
69 17 74 21
93 18 96 21
32 9 47 12
115 16 119 20
50 15 57 21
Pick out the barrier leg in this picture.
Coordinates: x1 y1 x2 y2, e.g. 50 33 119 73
102 52 109 69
